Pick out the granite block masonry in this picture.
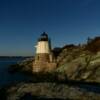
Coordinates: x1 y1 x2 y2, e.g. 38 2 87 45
33 32 57 72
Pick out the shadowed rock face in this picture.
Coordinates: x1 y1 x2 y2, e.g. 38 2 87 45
19 93 67 100
0 82 100 100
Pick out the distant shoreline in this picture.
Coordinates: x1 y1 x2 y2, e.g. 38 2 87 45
0 56 33 60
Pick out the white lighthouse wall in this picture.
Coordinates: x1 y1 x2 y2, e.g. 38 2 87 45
36 41 50 53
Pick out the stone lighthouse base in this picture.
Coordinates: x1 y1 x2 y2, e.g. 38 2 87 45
32 61 57 73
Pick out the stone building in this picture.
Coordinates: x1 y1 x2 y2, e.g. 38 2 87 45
32 32 57 72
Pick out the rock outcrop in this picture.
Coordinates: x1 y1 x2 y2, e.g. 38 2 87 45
56 37 100 82
8 58 34 74
0 82 100 100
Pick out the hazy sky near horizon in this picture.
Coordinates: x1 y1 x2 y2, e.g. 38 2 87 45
0 0 100 56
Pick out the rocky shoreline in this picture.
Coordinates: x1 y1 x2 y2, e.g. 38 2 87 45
0 82 100 100
2 36 100 100
8 51 100 83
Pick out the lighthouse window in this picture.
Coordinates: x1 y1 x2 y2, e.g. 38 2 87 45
37 55 39 60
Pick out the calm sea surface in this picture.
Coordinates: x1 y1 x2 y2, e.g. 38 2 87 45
0 58 30 86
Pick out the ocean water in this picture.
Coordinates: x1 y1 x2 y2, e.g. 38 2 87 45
0 58 30 86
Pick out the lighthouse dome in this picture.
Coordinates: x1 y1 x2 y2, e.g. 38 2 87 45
38 32 48 41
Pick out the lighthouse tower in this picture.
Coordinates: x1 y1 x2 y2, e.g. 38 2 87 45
33 32 56 72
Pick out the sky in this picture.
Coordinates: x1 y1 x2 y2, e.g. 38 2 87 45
0 0 100 56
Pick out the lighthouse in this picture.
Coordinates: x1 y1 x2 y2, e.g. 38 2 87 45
33 32 56 72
